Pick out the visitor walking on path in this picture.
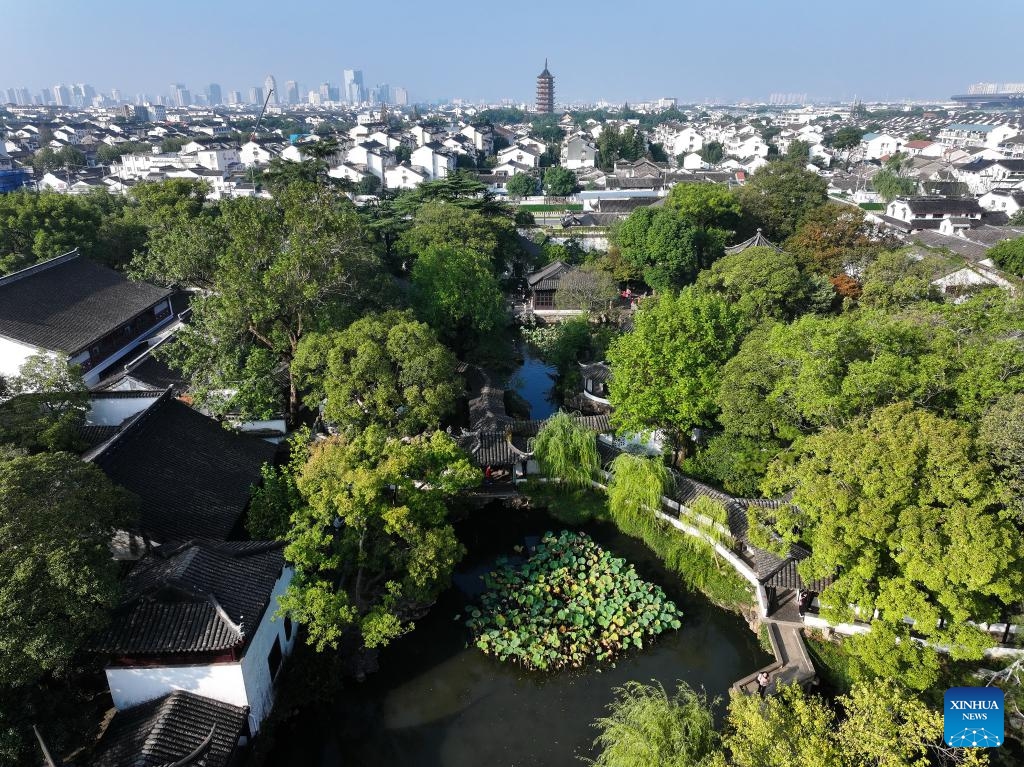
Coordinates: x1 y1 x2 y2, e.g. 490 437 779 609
757 671 771 698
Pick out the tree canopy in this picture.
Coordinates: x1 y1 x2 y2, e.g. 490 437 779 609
736 159 828 240
607 289 745 444
988 235 1024 277
763 403 1023 645
543 165 578 196
0 355 88 454
410 245 505 350
614 206 716 291
294 310 460 436
695 245 811 324
280 428 478 652
506 172 536 197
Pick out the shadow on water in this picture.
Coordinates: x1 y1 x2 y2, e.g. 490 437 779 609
263 506 771 767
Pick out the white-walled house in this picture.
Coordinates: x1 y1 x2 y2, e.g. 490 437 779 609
385 162 431 190
668 127 705 157
981 189 1024 217
410 142 455 180
860 132 903 160
94 541 296 734
0 251 174 387
239 140 276 167
561 135 598 169
497 143 541 169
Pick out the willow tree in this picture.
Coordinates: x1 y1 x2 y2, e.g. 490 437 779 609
591 681 724 767
530 411 600 489
607 452 670 536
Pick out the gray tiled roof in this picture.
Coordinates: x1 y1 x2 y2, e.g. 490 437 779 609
89 690 247 767
0 252 171 354
89 392 277 543
94 540 284 656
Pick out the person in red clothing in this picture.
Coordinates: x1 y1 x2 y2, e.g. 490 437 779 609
484 465 493 485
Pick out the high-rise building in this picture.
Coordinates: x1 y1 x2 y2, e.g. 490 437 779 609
208 83 222 105
16 88 31 106
535 59 554 114
249 86 264 105
343 69 364 104
229 90 242 105
318 82 331 103
371 84 391 104
170 83 191 107
110 88 122 103
4 89 14 104
393 87 409 106
264 75 278 105
284 80 299 105
53 83 72 106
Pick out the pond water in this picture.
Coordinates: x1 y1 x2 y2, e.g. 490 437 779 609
503 343 558 420
263 507 771 767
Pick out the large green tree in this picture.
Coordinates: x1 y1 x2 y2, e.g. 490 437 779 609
294 310 460 436
665 182 742 235
694 245 809 323
506 172 537 197
543 165 579 196
148 183 382 423
0 355 88 453
736 159 828 239
763 403 1023 647
979 392 1024 520
607 289 745 449
280 428 479 652
410 245 505 350
0 451 135 688
614 206 707 291
398 200 519 275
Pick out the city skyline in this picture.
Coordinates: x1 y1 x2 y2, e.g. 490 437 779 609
6 0 1024 104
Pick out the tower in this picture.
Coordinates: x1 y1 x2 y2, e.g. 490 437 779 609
264 74 278 105
536 59 554 114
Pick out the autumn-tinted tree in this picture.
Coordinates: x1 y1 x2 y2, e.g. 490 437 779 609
410 245 505 351
294 310 460 436
554 264 618 313
280 428 479 653
736 159 828 239
607 289 745 451
784 203 883 275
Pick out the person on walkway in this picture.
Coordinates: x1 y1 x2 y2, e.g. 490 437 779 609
756 671 770 698
798 589 811 618
484 465 493 485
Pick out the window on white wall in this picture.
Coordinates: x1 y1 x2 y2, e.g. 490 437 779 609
267 637 283 679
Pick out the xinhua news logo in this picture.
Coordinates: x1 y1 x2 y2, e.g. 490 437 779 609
944 687 1004 748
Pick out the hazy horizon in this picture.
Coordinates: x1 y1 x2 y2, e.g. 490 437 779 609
6 0 1024 104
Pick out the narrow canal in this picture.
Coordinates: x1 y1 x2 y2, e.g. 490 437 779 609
263 506 770 767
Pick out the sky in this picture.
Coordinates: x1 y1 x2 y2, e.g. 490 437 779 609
5 0 1024 105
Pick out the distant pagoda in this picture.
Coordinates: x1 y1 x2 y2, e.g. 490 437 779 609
536 59 554 114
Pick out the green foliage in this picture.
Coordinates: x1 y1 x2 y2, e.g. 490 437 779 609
591 681 724 767
247 428 311 540
698 141 724 165
32 145 86 175
724 683 843 767
466 531 683 670
614 206 721 290
784 202 882 276
149 184 381 423
0 355 88 453
596 125 648 170
665 183 742 235
531 411 601 489
724 680 988 767
987 236 1024 276
95 140 153 165
979 393 1024 518
410 245 505 350
160 135 189 153
764 403 1023 642
281 428 479 651
525 482 608 525
842 622 942 692
872 154 918 202
0 451 135 687
860 250 943 309
607 453 671 537
294 310 460 436
607 289 745 442
399 200 520 275
506 172 537 197
543 165 579 196
1009 210 1024 227
736 159 828 240
683 433 781 497
0 189 140 274
695 245 809 323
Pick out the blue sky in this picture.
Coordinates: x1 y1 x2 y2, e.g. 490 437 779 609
5 0 1024 103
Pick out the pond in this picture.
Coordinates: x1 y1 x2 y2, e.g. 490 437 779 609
262 506 771 767
503 343 558 420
